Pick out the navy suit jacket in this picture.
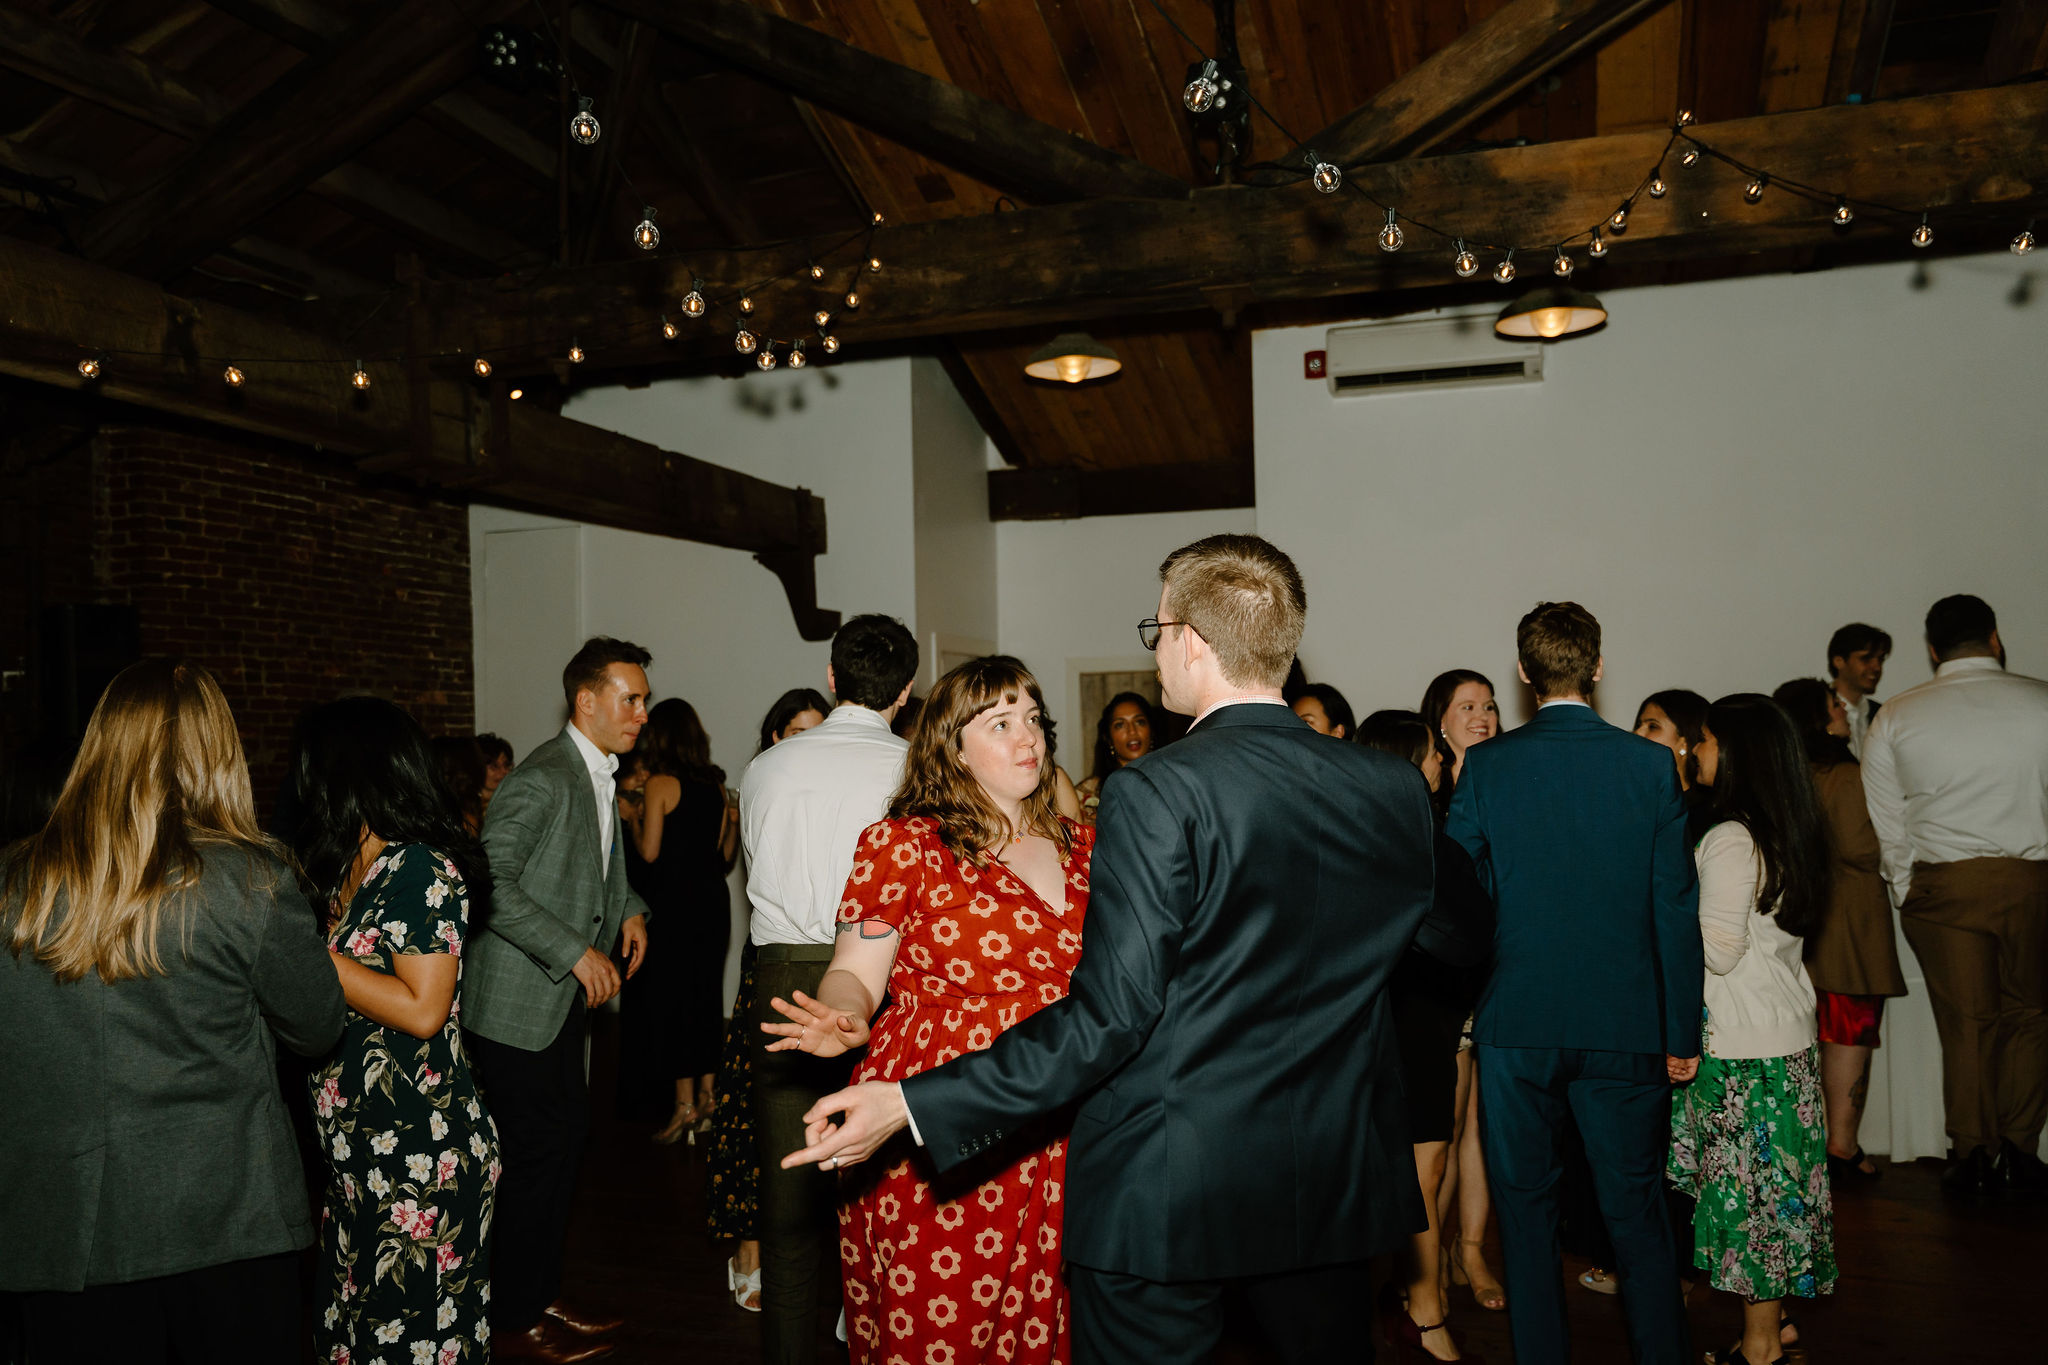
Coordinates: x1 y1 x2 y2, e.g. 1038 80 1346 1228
1446 703 1702 1057
899 703 1490 1282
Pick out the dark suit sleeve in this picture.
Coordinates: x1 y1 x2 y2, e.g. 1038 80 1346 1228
1649 765 1705 1057
900 765 1187 1173
250 875 345 1057
1444 768 1493 901
479 764 588 982
1413 829 1494 970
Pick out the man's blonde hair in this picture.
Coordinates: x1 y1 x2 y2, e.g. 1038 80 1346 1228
1159 534 1306 689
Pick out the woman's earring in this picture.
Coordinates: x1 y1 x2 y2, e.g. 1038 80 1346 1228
1679 744 1688 756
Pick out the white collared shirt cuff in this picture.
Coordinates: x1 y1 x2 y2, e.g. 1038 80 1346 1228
901 1086 925 1147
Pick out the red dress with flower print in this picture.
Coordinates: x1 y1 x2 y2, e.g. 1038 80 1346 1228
835 815 1093 1365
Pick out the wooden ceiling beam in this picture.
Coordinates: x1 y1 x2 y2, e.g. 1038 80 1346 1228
75 0 526 280
406 83 2048 370
0 233 839 636
1987 0 2048 82
1282 0 1675 168
596 0 1190 204
988 461 1255 522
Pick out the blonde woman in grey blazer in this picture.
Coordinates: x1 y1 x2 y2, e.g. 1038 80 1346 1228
0 660 344 1363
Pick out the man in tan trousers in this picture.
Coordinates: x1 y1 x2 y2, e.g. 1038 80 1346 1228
1863 594 2048 1198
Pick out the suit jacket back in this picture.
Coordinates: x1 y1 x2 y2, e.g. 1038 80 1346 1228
903 704 1447 1282
1446 704 1702 1056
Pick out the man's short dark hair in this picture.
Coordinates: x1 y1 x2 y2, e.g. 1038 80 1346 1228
562 636 652 707
1925 595 1998 660
831 615 919 711
1517 601 1602 699
1826 623 1892 676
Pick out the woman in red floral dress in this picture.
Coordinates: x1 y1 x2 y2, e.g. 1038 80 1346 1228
764 656 1092 1365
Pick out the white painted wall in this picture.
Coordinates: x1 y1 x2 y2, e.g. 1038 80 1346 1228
1255 254 2048 728
912 357 1000 679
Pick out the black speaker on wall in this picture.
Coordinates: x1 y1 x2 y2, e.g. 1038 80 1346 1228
40 603 140 740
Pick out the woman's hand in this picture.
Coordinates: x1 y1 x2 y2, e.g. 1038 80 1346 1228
761 989 871 1058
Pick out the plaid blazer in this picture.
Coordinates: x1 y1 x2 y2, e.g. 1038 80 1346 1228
463 731 649 1051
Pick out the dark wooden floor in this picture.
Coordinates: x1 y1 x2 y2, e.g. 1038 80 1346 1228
564 1016 2041 1362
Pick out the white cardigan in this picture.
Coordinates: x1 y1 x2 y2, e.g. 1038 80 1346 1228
1696 822 1818 1060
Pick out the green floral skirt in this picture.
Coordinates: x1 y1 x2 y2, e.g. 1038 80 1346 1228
1667 1042 1838 1302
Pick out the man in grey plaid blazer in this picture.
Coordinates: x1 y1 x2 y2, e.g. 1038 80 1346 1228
466 637 654 1363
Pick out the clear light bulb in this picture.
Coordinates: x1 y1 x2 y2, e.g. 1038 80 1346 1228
1832 199 1855 227
872 211 884 226
78 355 101 379
570 98 599 145
1184 60 1219 113
1677 109 1696 127
756 347 777 372
473 357 492 378
789 341 808 369
682 289 705 318
567 342 585 364
1453 240 1478 277
814 310 831 328
1588 229 1608 259
633 208 659 250
661 316 678 341
1493 254 1516 285
223 364 245 388
1530 306 1574 339
844 290 860 309
1055 354 1092 384
351 360 370 390
1309 154 1341 194
1911 217 1933 249
1681 149 1701 169
1610 204 1630 231
2014 226 2037 256
739 296 754 315
822 334 840 355
1553 248 1573 278
509 387 523 400
735 330 756 355
868 256 882 273
809 263 824 280
1744 177 1765 204
1378 208 1403 252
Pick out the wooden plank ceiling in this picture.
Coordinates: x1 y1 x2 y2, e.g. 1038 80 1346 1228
0 0 2038 509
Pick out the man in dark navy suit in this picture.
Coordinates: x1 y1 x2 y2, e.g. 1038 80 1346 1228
776 534 1490 1364
1447 601 1703 1365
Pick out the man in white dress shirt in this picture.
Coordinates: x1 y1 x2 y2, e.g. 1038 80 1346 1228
1827 621 1891 759
1863 595 2048 1198
741 613 918 1365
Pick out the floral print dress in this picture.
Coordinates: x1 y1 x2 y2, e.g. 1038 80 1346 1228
835 815 1093 1365
309 844 501 1365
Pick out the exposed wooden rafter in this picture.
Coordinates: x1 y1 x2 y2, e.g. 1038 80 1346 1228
1283 0 1675 168
988 461 1255 521
401 84 2048 370
1987 0 2048 82
596 0 1190 204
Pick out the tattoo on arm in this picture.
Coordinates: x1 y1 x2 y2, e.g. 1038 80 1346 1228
835 919 900 941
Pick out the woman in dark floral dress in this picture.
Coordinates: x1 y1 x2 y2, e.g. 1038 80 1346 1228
290 698 501 1365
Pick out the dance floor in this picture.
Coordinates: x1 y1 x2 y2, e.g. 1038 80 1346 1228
565 1014 2037 1362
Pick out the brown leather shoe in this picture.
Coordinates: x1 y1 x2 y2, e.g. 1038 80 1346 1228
544 1300 625 1336
491 1321 616 1362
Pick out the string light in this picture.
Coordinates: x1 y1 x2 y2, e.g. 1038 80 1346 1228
1553 247 1574 278
223 363 245 388
509 388 523 400
1911 214 1933 249
473 357 492 378
1306 150 1340 194
1453 240 1478 277
1609 203 1630 231
682 284 705 318
633 207 659 250
1184 59 1220 113
2015 221 2038 255
1588 228 1608 259
661 315 678 341
1833 198 1855 227
756 346 777 371
570 97 599 145
789 339 808 369
735 329 757 355
1677 110 1696 127
78 354 103 379
821 334 840 355
1648 175 1667 198
872 211 884 226
1744 175 1767 204
868 256 882 273
844 290 860 309
739 296 755 315
808 262 824 280
351 359 370 390
1681 148 1701 169
1493 251 1516 284
814 310 831 327
1377 207 1403 252
567 339 585 364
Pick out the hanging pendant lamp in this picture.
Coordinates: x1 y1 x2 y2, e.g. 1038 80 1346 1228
1024 332 1122 384
1494 287 1608 340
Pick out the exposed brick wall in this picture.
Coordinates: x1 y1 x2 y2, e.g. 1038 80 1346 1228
96 426 473 803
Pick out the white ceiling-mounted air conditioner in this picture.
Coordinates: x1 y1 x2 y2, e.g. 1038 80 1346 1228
1323 314 1541 398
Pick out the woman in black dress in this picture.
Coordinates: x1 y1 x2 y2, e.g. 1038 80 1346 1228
1357 708 1491 1364
290 697 500 1364
616 698 738 1143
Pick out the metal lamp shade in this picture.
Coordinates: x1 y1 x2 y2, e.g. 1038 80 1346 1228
1494 287 1608 340
1024 332 1123 384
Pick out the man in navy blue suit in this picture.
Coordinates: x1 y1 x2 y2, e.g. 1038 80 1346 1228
1447 601 1703 1365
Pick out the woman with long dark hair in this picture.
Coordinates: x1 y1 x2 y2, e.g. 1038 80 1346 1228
1076 690 1155 823
1 661 343 1363
1356 709 1489 1363
1416 668 1505 1314
1293 681 1357 739
289 695 501 1364
618 697 737 1143
1670 694 1837 1365
1772 678 1907 1183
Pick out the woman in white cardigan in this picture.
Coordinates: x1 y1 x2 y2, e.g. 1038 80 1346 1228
1670 694 1839 1365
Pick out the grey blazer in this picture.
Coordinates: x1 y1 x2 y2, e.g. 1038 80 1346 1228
0 847 345 1291
464 731 650 1051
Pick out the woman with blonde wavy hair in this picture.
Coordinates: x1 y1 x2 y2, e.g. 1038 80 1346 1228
0 658 344 1364
762 655 1094 1365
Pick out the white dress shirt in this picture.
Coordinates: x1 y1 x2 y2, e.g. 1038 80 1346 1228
1862 656 2048 906
564 722 618 879
741 704 908 947
1695 822 1818 1060
1837 688 1875 760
